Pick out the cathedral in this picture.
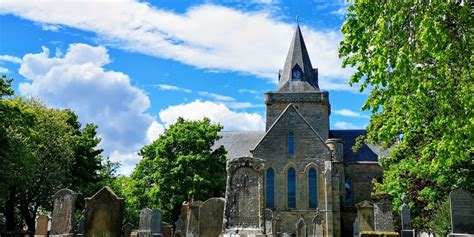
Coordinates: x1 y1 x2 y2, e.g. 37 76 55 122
215 25 386 237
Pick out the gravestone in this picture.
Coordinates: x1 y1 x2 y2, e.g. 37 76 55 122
174 218 184 237
131 231 139 237
274 214 282 237
161 223 173 237
222 157 265 236
50 188 77 237
76 217 85 237
312 208 324 237
355 201 374 232
264 209 273 235
84 186 124 237
449 189 474 236
139 208 162 237
400 203 414 237
373 199 395 232
199 198 224 237
295 215 306 237
353 217 359 237
179 201 189 236
185 201 202 237
35 215 49 237
123 223 132 237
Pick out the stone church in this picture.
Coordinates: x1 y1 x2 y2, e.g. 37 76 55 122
215 25 387 237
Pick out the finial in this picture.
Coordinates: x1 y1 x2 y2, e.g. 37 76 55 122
296 15 300 25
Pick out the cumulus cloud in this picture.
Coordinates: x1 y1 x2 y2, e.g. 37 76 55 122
159 100 265 131
334 121 365 130
0 1 354 91
334 109 369 118
17 43 162 174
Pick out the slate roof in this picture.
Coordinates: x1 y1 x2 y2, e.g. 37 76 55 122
277 25 319 92
329 130 389 163
213 131 265 158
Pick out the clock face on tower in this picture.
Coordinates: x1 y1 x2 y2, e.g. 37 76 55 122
292 67 302 80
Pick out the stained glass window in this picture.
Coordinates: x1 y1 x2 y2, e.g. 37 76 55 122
308 168 318 208
287 168 296 209
266 168 275 208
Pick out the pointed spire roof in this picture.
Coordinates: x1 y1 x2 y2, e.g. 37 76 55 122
277 25 319 92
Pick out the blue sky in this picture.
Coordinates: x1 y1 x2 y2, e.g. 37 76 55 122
0 0 371 174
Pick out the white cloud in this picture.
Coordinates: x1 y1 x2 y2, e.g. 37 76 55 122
0 66 9 73
156 84 192 93
38 22 61 31
0 1 355 91
159 100 265 131
0 54 22 64
334 121 365 130
226 102 265 109
334 109 369 118
198 91 236 102
17 43 162 174
239 89 259 94
146 120 164 143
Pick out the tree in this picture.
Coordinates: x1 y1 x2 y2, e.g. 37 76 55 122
339 2 473 229
128 118 227 224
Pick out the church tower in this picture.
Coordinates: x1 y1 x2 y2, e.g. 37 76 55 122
265 25 330 140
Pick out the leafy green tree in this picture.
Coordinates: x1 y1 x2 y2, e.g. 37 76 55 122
339 2 473 228
128 118 227 224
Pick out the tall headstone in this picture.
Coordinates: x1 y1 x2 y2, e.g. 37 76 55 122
296 215 307 237
84 186 124 237
138 208 162 237
373 198 395 232
400 203 414 237
353 217 359 237
50 188 77 237
355 201 374 232
264 209 273 235
76 216 85 237
179 201 189 236
186 201 202 237
175 218 184 237
35 215 49 237
221 157 265 236
449 189 474 236
199 198 224 237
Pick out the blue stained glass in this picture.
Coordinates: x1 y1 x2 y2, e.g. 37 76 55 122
266 168 275 208
287 168 296 209
345 179 353 206
308 168 318 208
288 132 295 156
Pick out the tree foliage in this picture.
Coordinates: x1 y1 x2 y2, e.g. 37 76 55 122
128 117 227 224
339 2 473 228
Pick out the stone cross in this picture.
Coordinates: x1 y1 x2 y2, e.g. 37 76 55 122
50 188 77 237
84 186 124 237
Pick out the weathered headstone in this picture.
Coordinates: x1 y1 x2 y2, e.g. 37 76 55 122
400 202 414 237
264 209 273 235
174 218 184 237
353 217 359 237
35 215 49 237
139 208 162 237
373 198 395 232
222 157 265 236
355 201 374 232
161 223 173 237
199 198 224 237
123 223 132 237
131 231 139 237
50 188 77 237
76 216 85 237
312 210 324 237
179 201 189 236
84 186 124 237
295 215 306 237
185 201 202 237
449 189 474 236
274 214 282 237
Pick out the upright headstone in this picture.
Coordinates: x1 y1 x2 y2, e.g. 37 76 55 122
373 198 395 232
84 186 124 237
295 215 306 237
449 189 474 236
76 216 85 237
353 217 359 237
222 157 265 236
179 201 189 236
355 201 374 232
174 218 184 237
138 208 162 237
274 214 282 237
161 223 173 237
123 223 132 237
199 198 224 237
400 203 414 237
185 201 202 237
35 215 49 237
50 188 77 237
264 209 273 235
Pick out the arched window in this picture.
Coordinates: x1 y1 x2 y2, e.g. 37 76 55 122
288 132 295 157
345 179 353 206
308 168 318 208
266 168 275 208
287 168 296 209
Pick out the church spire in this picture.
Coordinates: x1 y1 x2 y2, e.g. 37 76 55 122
277 25 319 92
